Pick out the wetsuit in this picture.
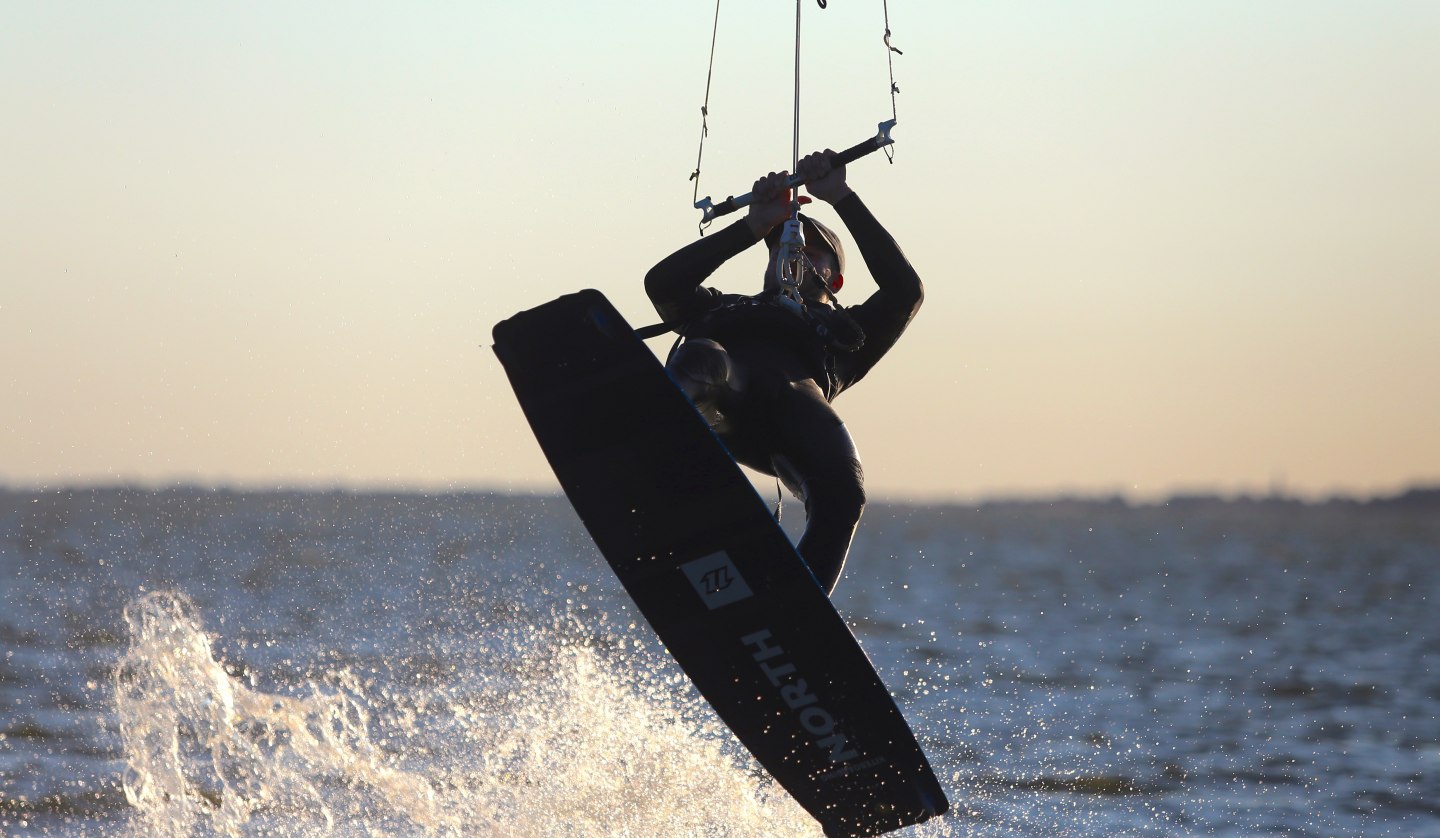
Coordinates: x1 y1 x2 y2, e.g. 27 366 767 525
644 193 923 593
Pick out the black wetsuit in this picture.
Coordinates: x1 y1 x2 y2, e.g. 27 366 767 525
645 193 923 593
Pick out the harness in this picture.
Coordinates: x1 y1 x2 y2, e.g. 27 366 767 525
668 292 865 401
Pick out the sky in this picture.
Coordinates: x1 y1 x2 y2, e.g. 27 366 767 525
3 1 1437 502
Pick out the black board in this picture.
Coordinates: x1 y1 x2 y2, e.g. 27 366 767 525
493 290 948 837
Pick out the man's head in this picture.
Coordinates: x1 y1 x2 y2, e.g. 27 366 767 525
763 214 846 303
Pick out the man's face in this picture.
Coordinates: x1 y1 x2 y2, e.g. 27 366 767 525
766 243 839 305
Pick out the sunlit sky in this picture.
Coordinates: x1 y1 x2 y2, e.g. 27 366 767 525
4 2 1437 501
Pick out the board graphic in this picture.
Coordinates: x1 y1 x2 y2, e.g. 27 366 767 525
493 290 948 837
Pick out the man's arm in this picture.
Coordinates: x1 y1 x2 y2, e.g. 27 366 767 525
644 220 757 327
645 171 798 327
830 191 924 388
799 150 923 326
799 149 923 387
833 192 924 320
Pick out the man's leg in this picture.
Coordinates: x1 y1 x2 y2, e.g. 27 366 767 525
670 348 863 594
769 381 866 594
665 338 736 434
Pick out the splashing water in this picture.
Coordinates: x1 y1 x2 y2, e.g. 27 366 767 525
115 591 456 836
112 591 837 837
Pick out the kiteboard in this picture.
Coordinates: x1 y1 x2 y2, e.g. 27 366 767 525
492 290 948 837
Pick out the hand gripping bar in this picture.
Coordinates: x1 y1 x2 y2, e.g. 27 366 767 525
694 119 895 224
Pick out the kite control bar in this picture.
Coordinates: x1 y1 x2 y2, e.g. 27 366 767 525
694 119 896 224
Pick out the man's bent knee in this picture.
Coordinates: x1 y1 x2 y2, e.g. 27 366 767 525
667 339 733 400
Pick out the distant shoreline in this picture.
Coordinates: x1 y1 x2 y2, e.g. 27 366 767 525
3 483 1437 513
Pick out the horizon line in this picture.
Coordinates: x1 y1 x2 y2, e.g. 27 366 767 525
3 479 1436 509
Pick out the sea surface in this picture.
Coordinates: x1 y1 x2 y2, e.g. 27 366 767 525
1 487 1437 837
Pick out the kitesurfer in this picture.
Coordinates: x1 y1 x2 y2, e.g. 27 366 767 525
645 149 923 594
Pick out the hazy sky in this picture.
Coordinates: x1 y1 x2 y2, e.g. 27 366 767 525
4 2 1437 501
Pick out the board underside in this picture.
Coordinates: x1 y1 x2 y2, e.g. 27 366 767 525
493 290 948 837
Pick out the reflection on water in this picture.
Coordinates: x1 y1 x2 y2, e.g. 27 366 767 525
2 488 1438 836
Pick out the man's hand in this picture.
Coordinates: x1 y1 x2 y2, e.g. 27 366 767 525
744 171 810 239
799 150 854 205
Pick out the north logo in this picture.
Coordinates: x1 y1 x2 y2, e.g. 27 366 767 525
681 551 753 609
701 565 734 594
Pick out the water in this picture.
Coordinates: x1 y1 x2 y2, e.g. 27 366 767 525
2 487 1437 836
